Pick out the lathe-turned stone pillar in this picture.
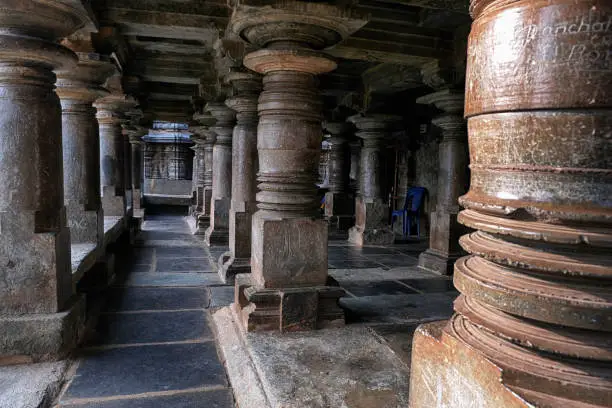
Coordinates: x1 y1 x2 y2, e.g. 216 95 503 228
323 121 354 231
56 40 115 245
220 71 261 282
417 90 468 275
127 127 146 218
348 139 361 191
94 76 137 217
229 1 367 332
0 1 88 361
348 115 400 246
409 0 612 407
204 103 235 245
190 113 217 234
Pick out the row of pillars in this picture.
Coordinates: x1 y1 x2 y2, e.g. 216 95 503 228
0 4 146 361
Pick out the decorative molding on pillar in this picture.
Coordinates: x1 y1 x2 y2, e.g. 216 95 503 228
410 0 612 406
417 89 468 275
204 101 236 245
57 38 116 246
228 0 368 332
220 70 262 282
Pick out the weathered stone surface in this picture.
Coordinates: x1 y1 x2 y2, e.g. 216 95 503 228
213 306 411 408
410 0 612 406
190 112 217 234
0 361 69 408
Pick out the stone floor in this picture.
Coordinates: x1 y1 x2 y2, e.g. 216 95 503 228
55 216 234 408
2 214 457 408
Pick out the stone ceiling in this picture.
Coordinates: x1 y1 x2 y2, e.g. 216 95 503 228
88 0 470 123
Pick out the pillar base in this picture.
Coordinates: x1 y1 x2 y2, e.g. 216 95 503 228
0 295 86 364
205 226 229 246
410 317 610 407
348 225 394 246
417 249 460 276
234 274 345 333
218 252 251 284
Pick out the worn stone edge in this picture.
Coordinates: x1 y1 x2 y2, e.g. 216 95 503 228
211 306 272 408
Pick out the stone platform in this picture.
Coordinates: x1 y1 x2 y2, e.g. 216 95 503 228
213 306 411 408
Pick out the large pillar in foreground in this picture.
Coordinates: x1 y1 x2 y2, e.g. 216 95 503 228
409 0 612 406
323 121 354 232
417 90 468 275
0 1 87 361
347 114 400 246
56 39 115 246
94 75 137 217
220 71 261 282
229 0 367 332
204 102 235 245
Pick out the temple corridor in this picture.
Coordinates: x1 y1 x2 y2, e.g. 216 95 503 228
49 215 456 407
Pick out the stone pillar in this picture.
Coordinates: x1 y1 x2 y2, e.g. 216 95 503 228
127 127 146 218
219 71 261 282
348 139 361 192
229 1 367 332
204 102 235 245
191 113 217 233
94 77 137 217
0 1 88 361
409 0 612 407
56 40 115 245
189 114 216 234
347 115 400 246
323 121 354 231
417 90 468 275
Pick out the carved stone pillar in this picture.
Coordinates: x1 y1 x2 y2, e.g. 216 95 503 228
94 75 137 217
417 90 468 275
409 0 612 406
229 1 367 332
323 121 354 231
220 71 261 282
127 127 146 218
204 102 235 245
0 1 88 361
191 113 217 233
56 40 115 245
347 115 400 246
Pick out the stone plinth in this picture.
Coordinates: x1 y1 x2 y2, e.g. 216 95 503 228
347 114 400 246
56 40 115 246
323 121 354 231
409 0 612 406
0 0 88 361
417 90 468 275
94 74 137 217
220 71 261 282
204 103 235 245
228 0 367 332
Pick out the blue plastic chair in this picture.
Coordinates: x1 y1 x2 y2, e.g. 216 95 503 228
391 187 426 237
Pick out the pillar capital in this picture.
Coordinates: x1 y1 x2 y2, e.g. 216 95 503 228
56 51 115 105
225 70 261 124
206 102 235 144
323 120 352 144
